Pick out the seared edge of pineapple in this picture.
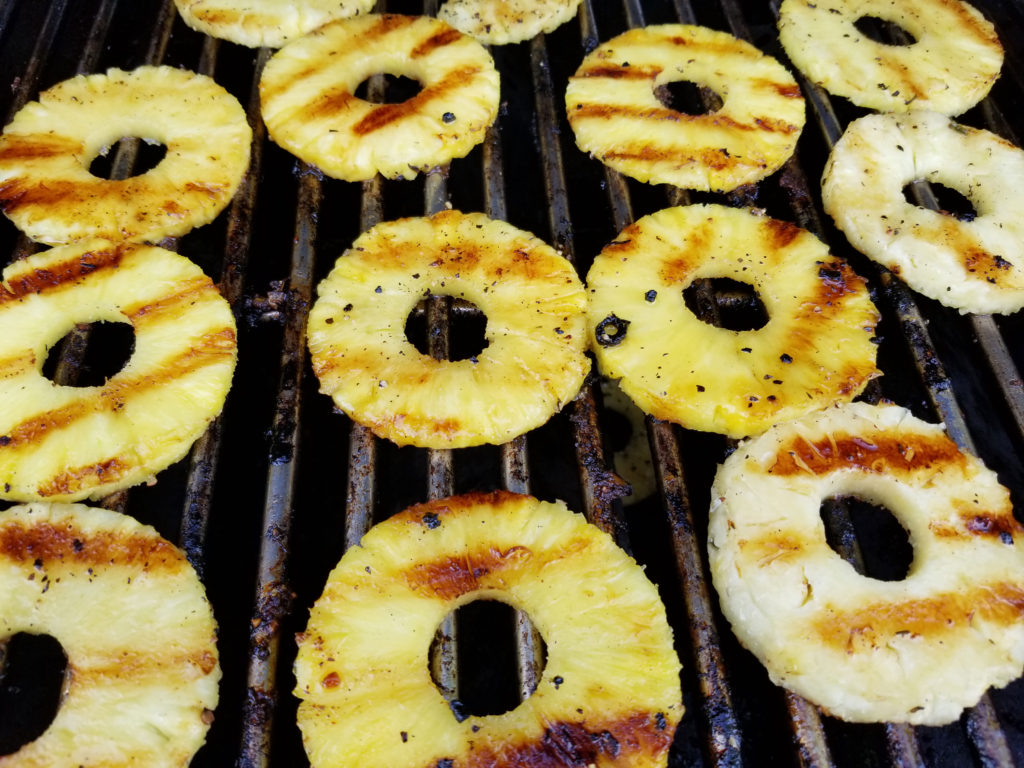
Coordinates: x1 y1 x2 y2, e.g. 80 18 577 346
295 490 683 768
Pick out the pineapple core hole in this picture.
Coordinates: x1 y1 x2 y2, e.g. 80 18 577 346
354 73 423 104
42 320 136 387
654 80 723 116
682 277 768 332
405 297 488 362
430 599 545 718
903 181 977 222
0 633 67 756
820 495 913 582
88 137 167 179
853 16 917 46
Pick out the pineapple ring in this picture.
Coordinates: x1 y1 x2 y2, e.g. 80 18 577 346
777 0 1002 116
565 24 806 192
0 66 251 245
0 241 237 502
295 491 683 768
585 204 879 439
307 210 590 448
437 0 583 45
260 14 500 182
174 0 375 48
708 401 1024 724
0 502 220 766
822 110 1024 315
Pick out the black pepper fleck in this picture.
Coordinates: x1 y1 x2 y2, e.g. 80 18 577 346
595 314 630 346
422 512 441 529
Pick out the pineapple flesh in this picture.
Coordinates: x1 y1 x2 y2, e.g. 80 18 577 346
260 14 500 181
565 24 805 192
778 0 1002 116
437 0 583 45
0 241 237 502
307 210 590 449
174 0 375 48
295 491 683 768
822 109 1024 315
708 401 1024 724
0 503 220 767
0 66 251 245
585 204 879 439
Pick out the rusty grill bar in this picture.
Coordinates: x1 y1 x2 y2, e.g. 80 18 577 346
1 0 1023 766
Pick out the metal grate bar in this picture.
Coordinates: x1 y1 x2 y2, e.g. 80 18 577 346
237 166 322 768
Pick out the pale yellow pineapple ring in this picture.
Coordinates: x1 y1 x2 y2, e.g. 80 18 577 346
778 0 1002 116
565 24 805 192
822 110 1024 315
0 241 237 502
438 0 583 45
295 491 683 768
708 402 1024 724
260 14 500 182
0 503 220 767
585 204 879 439
0 66 251 245
307 210 590 448
174 0 375 48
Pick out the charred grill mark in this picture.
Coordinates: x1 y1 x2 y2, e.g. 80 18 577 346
931 506 1021 542
36 456 132 497
0 178 91 215
769 431 965 477
72 648 217 681
0 134 82 162
814 260 864 303
964 249 1013 284
0 327 235 451
815 583 1024 652
934 0 1001 42
0 246 125 303
411 27 463 58
297 86 359 122
765 218 802 249
466 711 674 767
751 78 803 99
574 65 661 80
0 519 183 569
124 276 221 325
353 66 481 135
573 102 799 136
405 544 533 600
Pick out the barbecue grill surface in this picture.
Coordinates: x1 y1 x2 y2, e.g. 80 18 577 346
1 0 1023 766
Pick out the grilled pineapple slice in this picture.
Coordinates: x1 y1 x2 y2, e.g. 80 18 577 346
822 109 1024 315
708 401 1024 724
778 0 1002 115
295 491 683 768
565 24 805 192
0 502 219 767
586 204 879 439
0 241 237 502
174 0 375 48
307 210 589 448
260 14 499 181
0 66 251 245
438 0 582 45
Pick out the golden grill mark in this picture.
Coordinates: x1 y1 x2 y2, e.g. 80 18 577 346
738 533 810 566
464 710 675 768
764 218 802 249
0 245 125 303
124 276 219 324
0 178 90 215
405 544 533 600
0 520 182 569
72 649 217 681
574 65 661 80
769 430 965 477
0 350 36 380
410 27 462 58
36 456 132 498
815 583 1024 653
0 134 82 162
353 66 482 135
931 505 1021 541
0 327 235 451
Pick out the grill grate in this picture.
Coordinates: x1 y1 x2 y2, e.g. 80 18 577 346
1 0 1023 766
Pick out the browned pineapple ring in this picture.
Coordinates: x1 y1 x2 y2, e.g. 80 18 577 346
295 491 683 768
565 24 805 192
174 0 375 48
708 402 1024 724
307 210 589 448
822 110 1024 315
0 241 237 502
778 0 1002 116
260 14 500 182
585 204 879 439
438 0 583 45
0 503 220 767
0 66 251 245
